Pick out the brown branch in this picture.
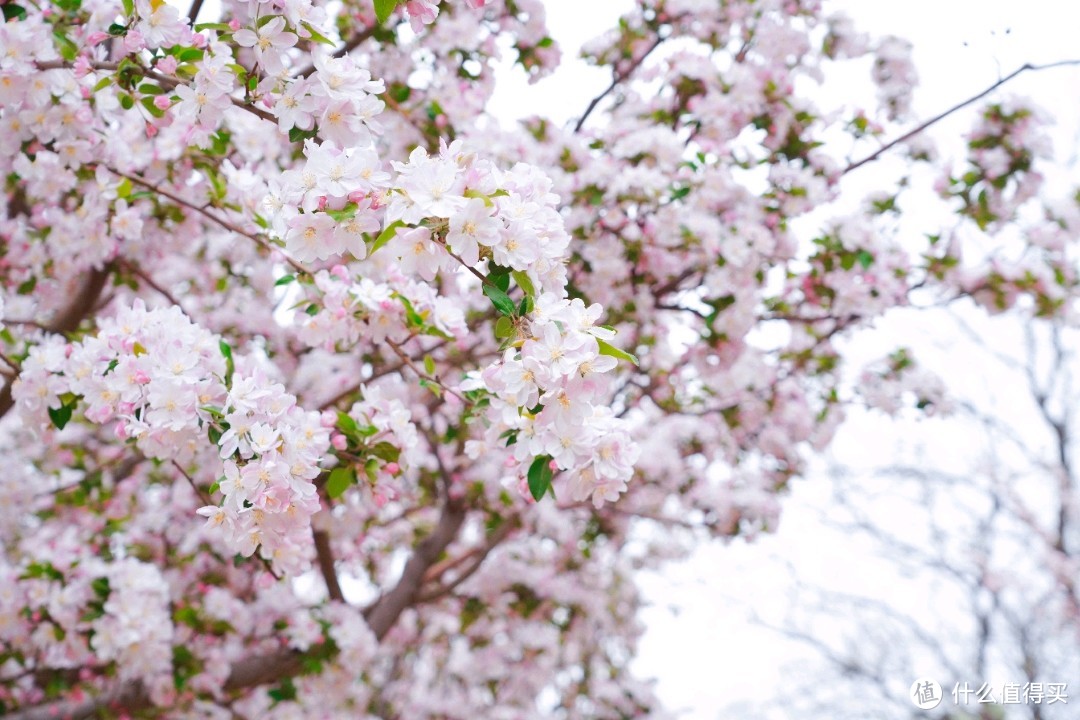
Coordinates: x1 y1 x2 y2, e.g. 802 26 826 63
573 35 665 134
34 61 277 125
312 528 345 602
293 25 379 79
843 59 1080 175
415 516 518 603
0 266 112 420
385 338 470 405
107 167 307 274
363 498 467 636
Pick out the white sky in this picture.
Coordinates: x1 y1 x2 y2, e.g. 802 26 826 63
488 1 1080 718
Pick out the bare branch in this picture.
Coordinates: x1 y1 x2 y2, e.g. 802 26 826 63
844 59 1080 175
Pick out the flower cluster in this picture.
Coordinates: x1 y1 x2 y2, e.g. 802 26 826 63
88 559 174 688
14 301 227 461
200 375 330 575
12 302 329 574
469 296 639 508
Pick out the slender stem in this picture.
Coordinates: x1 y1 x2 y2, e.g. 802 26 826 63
385 339 470 405
121 261 183 308
33 60 277 125
293 25 378 79
107 167 307 274
573 35 664 134
844 59 1080 175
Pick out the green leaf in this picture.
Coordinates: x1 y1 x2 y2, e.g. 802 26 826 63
116 178 132 199
288 126 319 143
527 456 554 502
370 220 404 256
423 355 436 375
856 250 874 269
597 338 639 366
140 96 165 118
336 411 360 438
52 31 78 61
325 467 355 499
483 283 516 317
301 22 336 46
2 4 28 21
374 0 400 24
324 203 358 222
511 270 535 299
107 21 127 35
494 316 514 339
274 274 296 286
193 22 232 32
219 340 235 384
371 441 400 463
48 404 74 431
489 266 511 292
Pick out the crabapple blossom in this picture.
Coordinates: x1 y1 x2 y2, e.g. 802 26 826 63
0 0 1077 717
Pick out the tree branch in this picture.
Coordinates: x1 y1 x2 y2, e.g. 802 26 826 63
573 35 665 134
0 266 112 420
843 59 1080 175
312 528 345 602
363 499 467 637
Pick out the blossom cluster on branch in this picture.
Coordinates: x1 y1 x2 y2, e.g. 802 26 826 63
0 0 1077 716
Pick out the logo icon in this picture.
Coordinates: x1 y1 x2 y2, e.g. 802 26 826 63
911 679 943 710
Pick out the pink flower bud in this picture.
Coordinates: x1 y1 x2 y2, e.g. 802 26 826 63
316 196 329 211
383 462 400 475
331 264 350 280
153 95 171 110
191 33 207 48
228 18 242 30
123 30 146 53
331 434 347 451
155 56 178 75
86 31 111 46
146 122 159 138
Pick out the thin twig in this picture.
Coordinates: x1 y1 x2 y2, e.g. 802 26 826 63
573 35 665 134
843 59 1080 175
106 167 307 274
33 61 277 125
385 339 469 405
293 25 378 78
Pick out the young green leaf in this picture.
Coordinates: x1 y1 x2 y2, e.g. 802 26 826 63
369 220 404 256
374 0 400 24
48 403 74 431
511 270 535 299
483 283 517 317
325 467 356 499
597 338 639 366
527 455 554 502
